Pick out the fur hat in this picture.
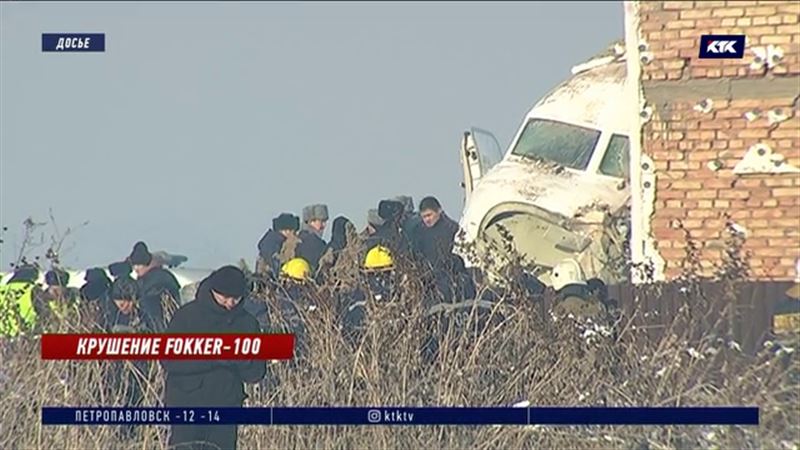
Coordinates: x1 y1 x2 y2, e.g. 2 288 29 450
302 204 329 222
393 196 415 214
378 200 404 222
273 213 300 232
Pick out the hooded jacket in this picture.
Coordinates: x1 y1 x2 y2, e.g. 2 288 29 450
161 281 266 407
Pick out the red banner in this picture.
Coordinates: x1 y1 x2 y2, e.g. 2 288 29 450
40 334 295 360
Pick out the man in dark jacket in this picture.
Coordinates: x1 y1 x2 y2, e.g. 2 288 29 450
80 267 113 330
256 213 300 279
162 265 267 450
296 204 329 273
128 241 177 332
368 199 414 261
105 276 154 439
414 196 460 271
393 195 423 247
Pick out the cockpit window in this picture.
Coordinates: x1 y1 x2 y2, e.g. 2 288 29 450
599 134 630 179
510 118 601 170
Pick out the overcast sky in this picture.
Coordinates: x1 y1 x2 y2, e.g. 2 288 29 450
0 1 623 271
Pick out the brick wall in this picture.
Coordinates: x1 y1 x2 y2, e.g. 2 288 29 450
637 0 800 280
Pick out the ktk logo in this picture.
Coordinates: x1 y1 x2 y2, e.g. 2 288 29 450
699 35 745 59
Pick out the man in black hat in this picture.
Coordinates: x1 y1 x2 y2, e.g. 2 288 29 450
105 276 153 439
128 241 178 332
367 199 413 260
109 260 133 280
256 213 300 279
40 268 79 330
162 265 266 450
80 268 113 330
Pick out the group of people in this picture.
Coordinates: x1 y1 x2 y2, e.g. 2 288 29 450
0 193 612 450
255 195 461 282
0 242 182 338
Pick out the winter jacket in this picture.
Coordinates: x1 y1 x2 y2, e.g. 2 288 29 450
257 229 285 277
136 267 178 332
161 282 266 408
296 229 327 272
414 214 460 270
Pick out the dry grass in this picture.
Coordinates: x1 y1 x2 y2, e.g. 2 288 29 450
1 221 798 449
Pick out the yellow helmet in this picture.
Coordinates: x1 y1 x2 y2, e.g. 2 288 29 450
280 258 311 281
363 246 394 271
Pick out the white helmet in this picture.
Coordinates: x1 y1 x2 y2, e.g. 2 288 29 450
550 259 587 291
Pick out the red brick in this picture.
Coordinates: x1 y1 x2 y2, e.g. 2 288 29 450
688 209 720 219
687 190 719 199
769 238 800 247
772 218 800 228
749 188 773 199
767 15 784 25
700 120 732 130
753 209 785 219
696 18 725 28
739 128 770 138
663 1 695 9
747 219 770 229
770 129 800 139
782 14 799 24
735 178 765 188
642 21 666 32
764 178 795 187
659 190 688 200
688 151 718 161
714 199 731 208
703 178 735 189
761 35 793 45
713 7 745 17
773 187 800 197
666 19 697 29
745 5 777 15
681 8 713 19
659 248 688 260
753 16 769 26
672 180 704 190
653 151 685 161
719 189 751 199
777 3 800 14
749 25 777 35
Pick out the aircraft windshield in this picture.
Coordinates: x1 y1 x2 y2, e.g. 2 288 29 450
510 118 601 170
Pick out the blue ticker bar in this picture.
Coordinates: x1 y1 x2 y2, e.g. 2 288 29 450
41 406 759 426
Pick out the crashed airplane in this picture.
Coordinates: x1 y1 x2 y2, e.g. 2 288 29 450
456 43 632 288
